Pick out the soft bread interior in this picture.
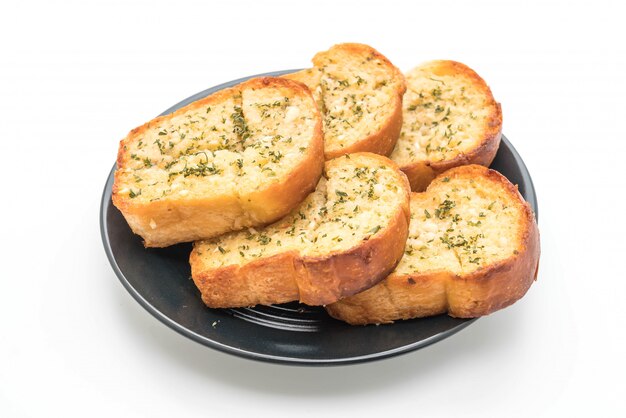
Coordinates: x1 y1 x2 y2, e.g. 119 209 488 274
193 153 409 269
286 44 405 154
397 169 524 276
391 61 499 165
115 82 318 204
315 48 402 151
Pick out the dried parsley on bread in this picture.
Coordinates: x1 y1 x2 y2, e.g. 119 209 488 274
390 60 502 191
326 165 540 324
113 77 324 247
285 43 406 159
190 153 411 307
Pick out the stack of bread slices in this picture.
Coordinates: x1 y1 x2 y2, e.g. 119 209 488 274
113 43 540 325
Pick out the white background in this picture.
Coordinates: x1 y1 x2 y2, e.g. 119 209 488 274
1 0 625 416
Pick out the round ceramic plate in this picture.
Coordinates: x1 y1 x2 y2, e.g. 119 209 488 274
100 71 538 366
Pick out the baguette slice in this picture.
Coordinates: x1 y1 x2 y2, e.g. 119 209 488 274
284 43 406 159
390 60 502 191
326 165 540 324
190 153 411 307
113 77 324 247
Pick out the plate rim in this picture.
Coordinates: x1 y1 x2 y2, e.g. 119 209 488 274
100 70 536 366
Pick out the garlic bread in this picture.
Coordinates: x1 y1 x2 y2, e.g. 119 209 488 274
326 165 539 324
190 153 411 307
285 43 406 159
113 77 324 247
391 60 502 191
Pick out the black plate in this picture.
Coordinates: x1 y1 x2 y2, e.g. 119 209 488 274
100 71 538 366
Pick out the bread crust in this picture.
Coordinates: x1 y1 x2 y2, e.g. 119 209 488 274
284 43 406 160
326 165 540 324
190 153 411 307
112 77 324 247
395 60 502 191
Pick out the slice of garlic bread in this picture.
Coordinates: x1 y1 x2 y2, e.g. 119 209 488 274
190 153 411 307
284 43 406 159
326 165 539 324
390 60 502 191
113 77 324 247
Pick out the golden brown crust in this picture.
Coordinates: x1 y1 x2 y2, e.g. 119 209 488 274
191 206 409 307
395 60 502 191
294 202 410 305
190 153 411 307
112 77 324 247
190 251 302 307
326 165 540 324
284 43 406 160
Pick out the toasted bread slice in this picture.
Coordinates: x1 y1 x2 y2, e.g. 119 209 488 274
284 43 406 159
390 60 502 191
112 77 324 247
190 153 411 307
326 165 539 324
